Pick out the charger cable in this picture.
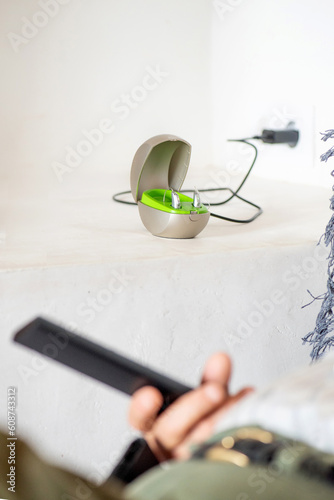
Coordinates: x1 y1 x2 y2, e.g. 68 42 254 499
112 128 299 224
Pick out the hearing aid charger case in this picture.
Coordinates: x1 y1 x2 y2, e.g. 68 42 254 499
130 134 210 238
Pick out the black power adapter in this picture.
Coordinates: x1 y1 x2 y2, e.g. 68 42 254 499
251 122 299 147
259 128 299 147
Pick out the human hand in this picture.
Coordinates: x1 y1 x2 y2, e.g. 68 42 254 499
128 353 253 462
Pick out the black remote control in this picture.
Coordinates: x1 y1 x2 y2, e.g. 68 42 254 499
13 317 192 408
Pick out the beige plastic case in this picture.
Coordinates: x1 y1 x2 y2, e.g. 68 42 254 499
130 134 210 238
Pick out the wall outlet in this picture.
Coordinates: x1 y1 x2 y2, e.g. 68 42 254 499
252 103 317 185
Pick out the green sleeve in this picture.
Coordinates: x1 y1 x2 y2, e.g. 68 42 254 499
0 431 125 500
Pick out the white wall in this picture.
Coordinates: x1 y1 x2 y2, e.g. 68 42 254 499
2 0 334 194
212 0 334 188
0 0 212 195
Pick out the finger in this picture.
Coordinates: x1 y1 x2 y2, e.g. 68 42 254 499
229 386 254 405
173 414 219 460
152 382 227 451
237 386 255 397
213 385 255 419
128 386 163 432
172 386 255 459
201 352 232 389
